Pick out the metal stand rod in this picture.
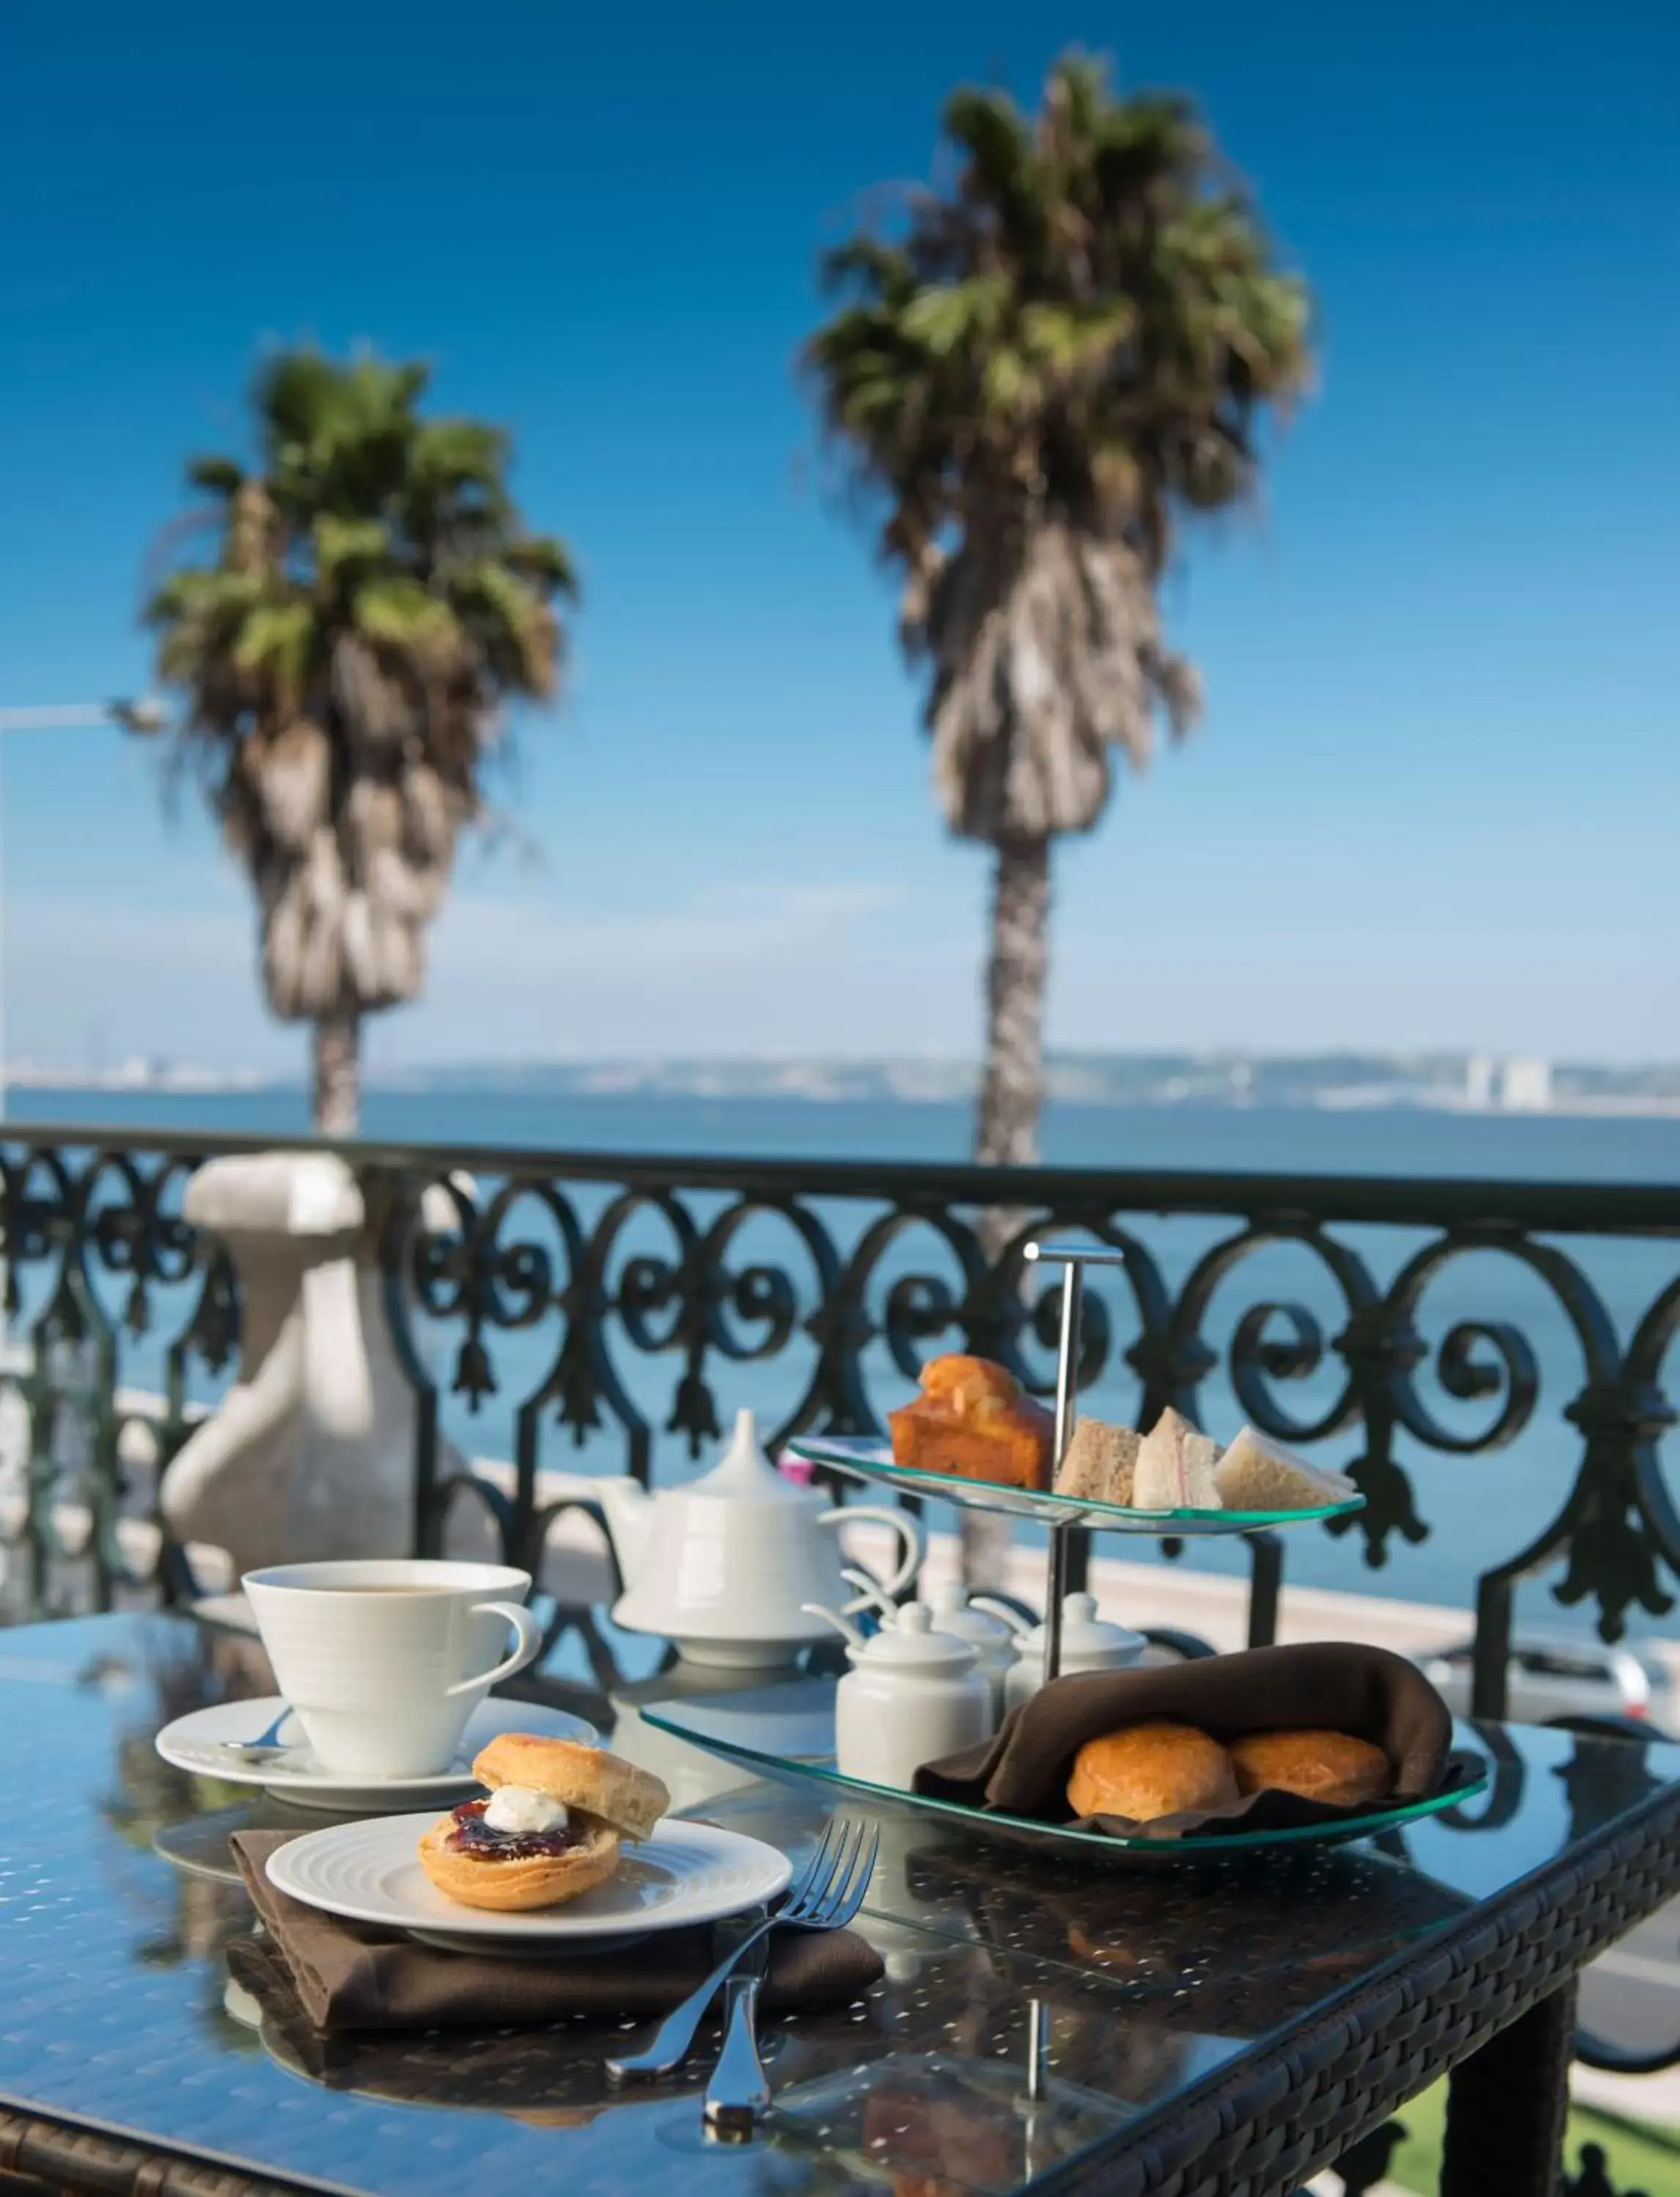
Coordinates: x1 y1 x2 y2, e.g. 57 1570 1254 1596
1042 1260 1082 1684
1045 1524 1072 1682
1025 1996 1050 2102
1024 1241 1133 1682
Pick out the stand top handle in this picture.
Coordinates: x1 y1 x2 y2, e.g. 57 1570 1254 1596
1022 1241 1131 1270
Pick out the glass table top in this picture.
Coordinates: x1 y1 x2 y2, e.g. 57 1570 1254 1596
0 1613 1675 2197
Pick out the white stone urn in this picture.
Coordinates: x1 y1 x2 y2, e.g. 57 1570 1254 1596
160 1151 472 1577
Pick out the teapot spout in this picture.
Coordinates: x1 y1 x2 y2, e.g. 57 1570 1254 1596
595 1476 653 1588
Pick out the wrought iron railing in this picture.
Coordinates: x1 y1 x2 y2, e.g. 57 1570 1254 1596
1 1122 1676 1721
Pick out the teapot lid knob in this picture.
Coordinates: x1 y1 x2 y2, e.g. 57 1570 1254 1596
899 1602 932 1635
697 1407 790 1498
1066 1592 1097 1621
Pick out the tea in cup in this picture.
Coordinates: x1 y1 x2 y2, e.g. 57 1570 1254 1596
242 1558 543 1778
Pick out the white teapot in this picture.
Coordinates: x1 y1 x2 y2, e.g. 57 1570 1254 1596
601 1409 921 1668
981 1591 1147 1714
803 1599 995 1791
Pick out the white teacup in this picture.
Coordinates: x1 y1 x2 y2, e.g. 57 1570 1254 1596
242 1558 544 1778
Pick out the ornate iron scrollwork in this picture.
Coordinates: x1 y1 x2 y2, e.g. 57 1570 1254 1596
0 1129 1675 1720
0 1139 231 1616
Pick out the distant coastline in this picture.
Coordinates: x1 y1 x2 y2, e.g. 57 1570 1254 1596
10 1047 1680 1118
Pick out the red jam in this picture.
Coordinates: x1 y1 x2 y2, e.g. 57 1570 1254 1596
446 1796 581 1861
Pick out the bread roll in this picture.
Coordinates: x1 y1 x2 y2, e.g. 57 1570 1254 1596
1055 1419 1140 1506
1132 1408 1222 1510
889 1353 1054 1490
1228 1729 1391 1807
473 1735 668 1840
1066 1721 1238 1822
1214 1428 1356 1513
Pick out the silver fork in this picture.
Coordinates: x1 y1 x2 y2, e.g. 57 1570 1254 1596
606 1817 878 2084
703 1822 877 2133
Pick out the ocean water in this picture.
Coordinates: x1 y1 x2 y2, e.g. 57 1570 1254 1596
8 1085 1679 1640
12 1080 1680 1180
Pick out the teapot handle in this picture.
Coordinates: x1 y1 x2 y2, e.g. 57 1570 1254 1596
819 1503 923 1602
838 1565 897 1624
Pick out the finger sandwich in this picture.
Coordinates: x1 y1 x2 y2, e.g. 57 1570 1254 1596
1214 1427 1356 1512
1132 1407 1222 1510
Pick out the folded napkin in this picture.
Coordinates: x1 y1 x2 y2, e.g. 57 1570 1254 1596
229 1829 882 2034
913 1640 1464 1840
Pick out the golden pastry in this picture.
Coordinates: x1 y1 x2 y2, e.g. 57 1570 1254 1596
417 1736 669 1913
888 1353 1054 1490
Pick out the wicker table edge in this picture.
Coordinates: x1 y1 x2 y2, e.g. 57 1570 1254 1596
1028 1781 1680 2197
0 2109 330 2197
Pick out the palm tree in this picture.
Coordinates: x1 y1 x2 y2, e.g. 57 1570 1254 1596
805 53 1312 1171
144 349 575 1133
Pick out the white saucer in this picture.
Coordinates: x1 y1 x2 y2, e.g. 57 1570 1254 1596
154 1696 599 1813
266 1813 792 1949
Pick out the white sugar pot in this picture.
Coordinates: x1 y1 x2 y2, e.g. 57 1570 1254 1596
921 1579 1021 1718
802 1597 995 1791
980 1591 1148 1714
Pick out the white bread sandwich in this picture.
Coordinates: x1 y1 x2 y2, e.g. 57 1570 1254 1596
1055 1418 1142 1506
1214 1427 1356 1512
1131 1408 1222 1510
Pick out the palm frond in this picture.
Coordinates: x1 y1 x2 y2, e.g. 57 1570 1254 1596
185 455 245 497
352 576 459 660
900 275 1011 357
448 559 560 696
232 600 317 707
410 417 510 490
818 237 918 302
502 533 579 598
943 87 1047 260
313 514 392 575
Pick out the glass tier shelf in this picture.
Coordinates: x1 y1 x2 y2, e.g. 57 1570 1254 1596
787 1434 1364 1536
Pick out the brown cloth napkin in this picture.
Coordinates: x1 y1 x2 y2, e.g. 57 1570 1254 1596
230 1828 882 2034
913 1640 1464 1840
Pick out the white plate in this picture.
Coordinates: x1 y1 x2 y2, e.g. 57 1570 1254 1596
155 1696 599 1813
265 1813 792 1948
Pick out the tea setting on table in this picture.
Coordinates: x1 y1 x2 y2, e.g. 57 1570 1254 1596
150 1249 1484 2142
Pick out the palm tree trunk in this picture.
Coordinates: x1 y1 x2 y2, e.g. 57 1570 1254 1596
975 836 1050 1167
963 836 1052 1590
313 1012 360 1137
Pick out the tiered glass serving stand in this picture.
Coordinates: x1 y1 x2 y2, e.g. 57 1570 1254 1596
789 1240 1366 1681
642 1246 1489 1867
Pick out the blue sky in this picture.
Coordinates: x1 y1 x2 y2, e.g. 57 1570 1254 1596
1 0 1676 1077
